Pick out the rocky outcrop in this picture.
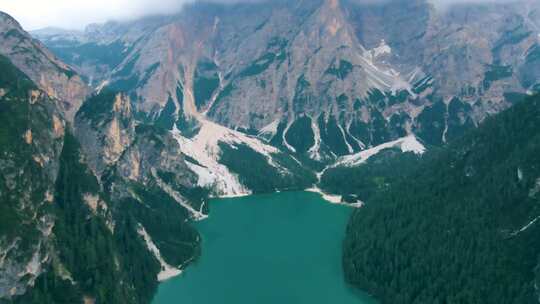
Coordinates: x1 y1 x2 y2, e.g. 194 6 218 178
74 91 135 177
0 12 89 122
3 1 539 302
0 16 199 303
33 0 540 158
0 48 201 304
0 54 65 300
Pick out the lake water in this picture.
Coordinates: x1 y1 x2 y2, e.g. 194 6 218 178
152 191 375 304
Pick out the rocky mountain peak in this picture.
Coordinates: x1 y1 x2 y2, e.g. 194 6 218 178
2 3 540 303
326 0 340 9
112 92 132 117
315 0 350 40
30 0 540 156
0 11 90 122
0 11 22 30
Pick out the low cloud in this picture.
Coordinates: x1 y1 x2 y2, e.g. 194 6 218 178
1 0 193 30
0 0 523 31
430 0 521 9
351 0 519 6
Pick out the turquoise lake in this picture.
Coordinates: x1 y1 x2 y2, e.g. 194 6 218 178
152 191 376 304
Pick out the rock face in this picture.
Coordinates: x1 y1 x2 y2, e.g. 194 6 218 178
34 0 540 158
75 91 136 177
0 55 65 300
1 1 540 302
0 12 89 121
0 13 202 304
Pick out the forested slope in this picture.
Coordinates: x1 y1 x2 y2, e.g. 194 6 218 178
320 150 423 202
0 54 200 303
344 94 540 303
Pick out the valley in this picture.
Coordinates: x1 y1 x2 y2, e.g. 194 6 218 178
1 0 540 303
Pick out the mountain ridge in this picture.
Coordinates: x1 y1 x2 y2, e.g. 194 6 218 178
1 1 540 303
0 11 89 121
32 0 540 158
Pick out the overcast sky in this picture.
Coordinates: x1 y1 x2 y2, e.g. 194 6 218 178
1 0 194 30
0 0 517 31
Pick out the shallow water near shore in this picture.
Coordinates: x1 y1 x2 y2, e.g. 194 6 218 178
152 191 375 304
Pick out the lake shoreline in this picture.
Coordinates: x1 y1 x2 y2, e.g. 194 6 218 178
152 191 376 304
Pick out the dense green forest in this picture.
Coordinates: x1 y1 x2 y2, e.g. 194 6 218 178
13 125 202 304
219 142 316 193
0 54 44 240
0 55 201 303
320 149 422 201
14 133 160 304
343 95 540 303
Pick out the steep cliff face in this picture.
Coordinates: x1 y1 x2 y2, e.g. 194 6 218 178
0 54 65 300
0 12 89 122
1 1 539 303
73 89 208 218
34 0 540 158
0 54 145 304
75 91 136 177
0 13 203 303
31 17 173 89
0 17 317 300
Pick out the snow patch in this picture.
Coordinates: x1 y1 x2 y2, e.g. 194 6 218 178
95 80 110 94
442 98 452 143
359 49 417 98
510 215 540 236
306 187 364 208
137 224 182 281
337 123 354 154
83 193 100 213
337 135 425 167
282 121 297 153
308 118 322 161
24 129 33 145
172 119 284 197
346 121 366 150
152 168 208 221
258 119 280 140
390 78 417 98
19 247 41 278
367 39 392 59
12 241 45 289
400 136 427 154
185 162 216 188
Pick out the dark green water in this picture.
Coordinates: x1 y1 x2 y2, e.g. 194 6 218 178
152 191 375 304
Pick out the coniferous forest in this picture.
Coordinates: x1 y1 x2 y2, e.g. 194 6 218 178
3 1 540 302
343 94 540 303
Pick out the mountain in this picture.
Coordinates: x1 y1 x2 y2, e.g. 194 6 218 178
32 0 540 198
0 13 201 304
0 52 67 301
33 0 540 159
0 12 89 121
342 93 540 303
0 9 314 303
1 0 540 302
